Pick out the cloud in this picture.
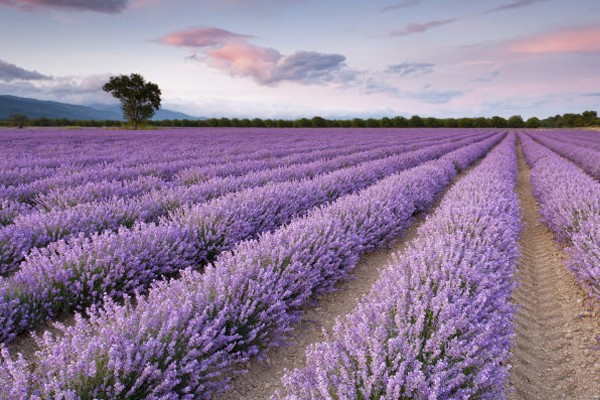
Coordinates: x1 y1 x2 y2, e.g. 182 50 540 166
362 77 463 104
163 26 353 87
0 59 52 81
472 70 501 82
206 43 350 86
269 51 350 85
386 62 434 76
389 18 456 37
206 42 281 84
381 0 418 12
363 78 401 96
162 27 253 48
406 89 464 104
484 0 548 14
582 92 600 97
508 26 600 53
0 0 129 13
0 73 114 104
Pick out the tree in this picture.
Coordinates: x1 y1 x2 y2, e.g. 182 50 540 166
311 116 327 128
507 115 525 128
8 113 28 129
409 115 423 127
102 73 161 129
526 117 541 128
490 116 507 128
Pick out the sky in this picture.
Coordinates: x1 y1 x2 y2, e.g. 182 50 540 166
0 0 599 119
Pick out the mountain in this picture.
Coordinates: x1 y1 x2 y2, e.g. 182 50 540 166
87 103 203 121
0 95 203 121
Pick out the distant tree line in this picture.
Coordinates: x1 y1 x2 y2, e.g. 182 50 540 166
2 110 598 129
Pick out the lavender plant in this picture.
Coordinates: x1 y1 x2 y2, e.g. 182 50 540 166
521 133 600 302
0 132 494 276
0 134 501 343
0 133 500 398
275 134 520 399
529 131 600 181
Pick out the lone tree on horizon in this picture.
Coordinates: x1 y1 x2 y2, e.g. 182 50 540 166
8 113 28 129
102 73 161 129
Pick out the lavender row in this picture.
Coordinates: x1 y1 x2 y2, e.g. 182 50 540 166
172 131 475 187
23 141 389 212
528 131 600 181
534 129 600 152
0 134 501 398
0 128 338 171
1 129 458 207
275 134 520 399
0 128 457 186
1 139 378 219
0 136 366 205
34 132 468 211
0 200 32 227
0 132 493 275
1 148 378 272
0 134 500 343
521 133 600 301
0 127 405 169
1 141 406 264
0 176 168 228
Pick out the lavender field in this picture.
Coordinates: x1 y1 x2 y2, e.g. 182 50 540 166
0 128 599 399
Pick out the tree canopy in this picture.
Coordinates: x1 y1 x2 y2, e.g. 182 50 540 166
2 110 598 130
8 113 27 129
102 73 161 129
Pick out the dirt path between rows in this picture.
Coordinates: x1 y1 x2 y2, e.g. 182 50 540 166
507 142 600 399
220 158 484 400
220 217 425 399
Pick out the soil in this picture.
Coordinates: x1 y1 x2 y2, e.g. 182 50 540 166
507 143 600 399
219 219 425 400
8 139 600 399
6 313 76 361
219 160 480 400
224 141 600 400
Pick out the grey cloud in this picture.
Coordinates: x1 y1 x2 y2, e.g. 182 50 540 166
381 0 418 12
0 0 128 13
485 0 548 14
0 59 52 81
406 89 464 104
0 74 114 104
167 26 358 87
362 76 463 104
386 62 434 76
363 78 401 96
268 51 349 85
389 18 456 37
473 70 501 82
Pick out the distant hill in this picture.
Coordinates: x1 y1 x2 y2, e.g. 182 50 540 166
0 95 204 121
87 103 203 121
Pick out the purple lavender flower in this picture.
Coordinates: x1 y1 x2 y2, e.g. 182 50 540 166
0 131 502 398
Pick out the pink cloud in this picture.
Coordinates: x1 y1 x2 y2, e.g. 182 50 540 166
0 0 128 13
163 26 351 86
207 42 281 84
162 27 253 48
509 26 600 53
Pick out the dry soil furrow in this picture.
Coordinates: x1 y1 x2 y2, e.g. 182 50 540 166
219 216 425 399
219 149 492 400
508 143 600 400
